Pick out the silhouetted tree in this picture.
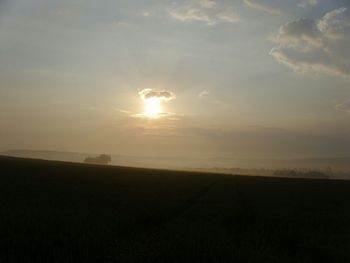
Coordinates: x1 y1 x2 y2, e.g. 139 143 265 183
84 154 111 165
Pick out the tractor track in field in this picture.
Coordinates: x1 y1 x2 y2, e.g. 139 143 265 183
119 177 225 237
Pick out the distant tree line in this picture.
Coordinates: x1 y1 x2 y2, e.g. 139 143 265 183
200 167 332 179
273 169 329 179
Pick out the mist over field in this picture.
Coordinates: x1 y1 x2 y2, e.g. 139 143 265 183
2 149 350 180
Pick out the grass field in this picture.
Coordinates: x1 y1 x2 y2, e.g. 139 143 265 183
1 156 350 262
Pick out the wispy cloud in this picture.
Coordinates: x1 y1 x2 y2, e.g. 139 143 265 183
336 100 350 114
168 0 239 26
132 111 177 120
49 9 72 16
199 90 211 98
243 0 281 15
142 11 151 17
298 0 318 8
115 108 131 114
113 21 131 28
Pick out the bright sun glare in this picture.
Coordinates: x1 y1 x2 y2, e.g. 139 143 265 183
144 98 161 118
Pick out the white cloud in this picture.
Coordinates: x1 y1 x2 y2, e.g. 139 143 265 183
243 0 281 15
336 100 350 114
168 0 239 26
298 0 318 8
270 7 350 78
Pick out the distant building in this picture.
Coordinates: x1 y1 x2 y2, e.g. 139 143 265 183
84 154 111 165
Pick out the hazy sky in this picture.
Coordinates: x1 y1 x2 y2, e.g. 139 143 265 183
1 0 350 158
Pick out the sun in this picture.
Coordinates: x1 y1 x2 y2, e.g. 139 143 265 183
138 88 175 119
144 98 161 118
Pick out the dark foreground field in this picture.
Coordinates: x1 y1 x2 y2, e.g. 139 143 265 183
1 156 350 262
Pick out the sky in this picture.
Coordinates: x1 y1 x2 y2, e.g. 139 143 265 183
1 0 350 159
